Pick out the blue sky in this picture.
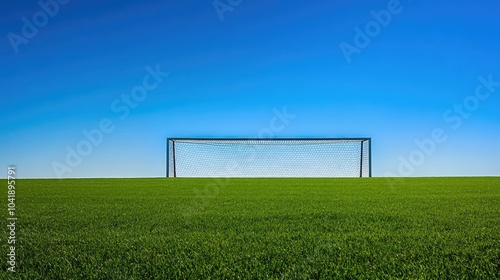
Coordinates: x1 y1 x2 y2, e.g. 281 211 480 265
1 0 500 178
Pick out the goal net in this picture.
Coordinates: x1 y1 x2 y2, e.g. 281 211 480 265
167 138 371 178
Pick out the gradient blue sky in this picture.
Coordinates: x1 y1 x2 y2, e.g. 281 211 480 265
1 0 500 178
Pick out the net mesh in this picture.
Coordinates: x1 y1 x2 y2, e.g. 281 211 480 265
167 139 370 178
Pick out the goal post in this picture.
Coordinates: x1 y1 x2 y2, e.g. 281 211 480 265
167 138 372 178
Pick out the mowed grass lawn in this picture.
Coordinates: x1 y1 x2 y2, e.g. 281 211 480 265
1 177 499 279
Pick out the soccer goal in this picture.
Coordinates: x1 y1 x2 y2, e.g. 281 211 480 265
166 138 371 178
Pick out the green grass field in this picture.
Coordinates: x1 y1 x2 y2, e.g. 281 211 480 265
1 177 499 279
